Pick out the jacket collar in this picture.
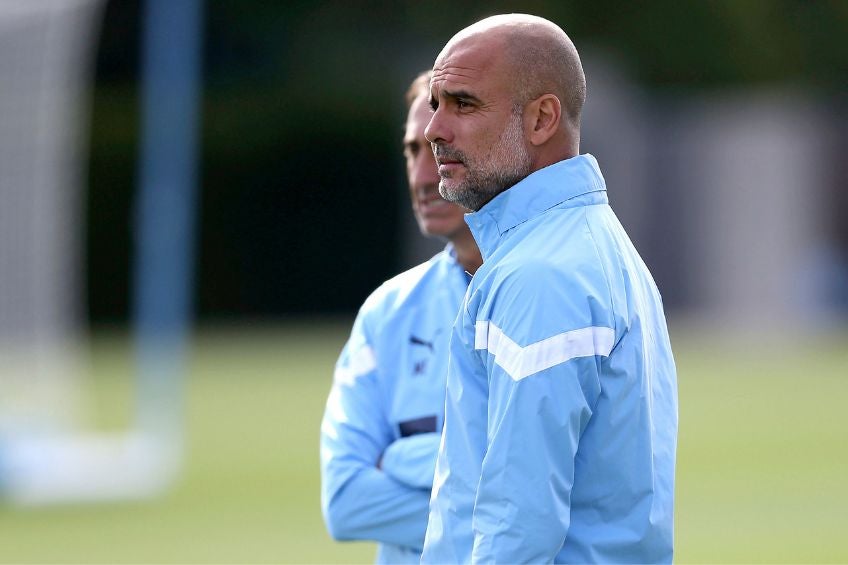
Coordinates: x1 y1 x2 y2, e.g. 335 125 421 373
465 154 607 261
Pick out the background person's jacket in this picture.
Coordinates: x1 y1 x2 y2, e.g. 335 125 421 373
320 245 469 564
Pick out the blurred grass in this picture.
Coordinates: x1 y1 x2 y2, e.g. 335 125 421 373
0 320 846 563
673 326 848 563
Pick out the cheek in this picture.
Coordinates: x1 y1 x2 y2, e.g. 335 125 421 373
466 125 497 157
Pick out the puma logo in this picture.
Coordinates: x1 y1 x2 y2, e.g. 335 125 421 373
409 335 434 352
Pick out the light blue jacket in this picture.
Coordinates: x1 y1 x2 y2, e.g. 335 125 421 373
320 247 469 564
421 155 678 564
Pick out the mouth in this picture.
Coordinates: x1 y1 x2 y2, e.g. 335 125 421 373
418 192 449 211
434 146 466 175
437 160 464 176
416 186 452 215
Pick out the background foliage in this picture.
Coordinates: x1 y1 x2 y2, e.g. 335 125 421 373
85 0 848 322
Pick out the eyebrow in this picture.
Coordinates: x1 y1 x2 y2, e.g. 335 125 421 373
430 88 483 110
444 89 481 103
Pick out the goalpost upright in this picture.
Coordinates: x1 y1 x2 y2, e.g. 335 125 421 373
0 0 204 505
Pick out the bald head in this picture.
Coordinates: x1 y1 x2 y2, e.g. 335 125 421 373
438 14 586 129
426 14 586 208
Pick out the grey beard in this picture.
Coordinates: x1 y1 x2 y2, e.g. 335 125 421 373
439 170 526 211
435 110 532 211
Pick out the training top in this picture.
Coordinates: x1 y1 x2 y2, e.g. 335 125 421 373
320 245 469 564
421 154 679 564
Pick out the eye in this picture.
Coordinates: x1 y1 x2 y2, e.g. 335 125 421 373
404 142 419 159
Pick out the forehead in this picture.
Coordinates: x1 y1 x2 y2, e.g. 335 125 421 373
431 37 506 95
404 93 431 139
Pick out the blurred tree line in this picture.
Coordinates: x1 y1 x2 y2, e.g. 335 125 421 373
86 0 847 323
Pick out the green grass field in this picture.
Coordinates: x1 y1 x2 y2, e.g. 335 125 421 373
1 320 846 563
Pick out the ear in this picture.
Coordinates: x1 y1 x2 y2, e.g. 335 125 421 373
525 94 561 146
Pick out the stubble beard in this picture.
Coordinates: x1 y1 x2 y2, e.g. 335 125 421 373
436 111 532 212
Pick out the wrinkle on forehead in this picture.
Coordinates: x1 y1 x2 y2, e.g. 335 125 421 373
432 65 479 80
430 65 483 91
431 40 504 94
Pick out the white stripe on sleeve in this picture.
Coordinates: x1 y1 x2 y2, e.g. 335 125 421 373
333 344 377 386
474 321 614 381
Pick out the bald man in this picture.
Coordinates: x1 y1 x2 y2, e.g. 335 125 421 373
421 15 678 563
320 72 481 564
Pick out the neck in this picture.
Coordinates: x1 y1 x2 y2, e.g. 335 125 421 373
531 131 579 171
451 229 483 274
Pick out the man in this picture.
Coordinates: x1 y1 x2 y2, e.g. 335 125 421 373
421 14 678 564
320 72 482 564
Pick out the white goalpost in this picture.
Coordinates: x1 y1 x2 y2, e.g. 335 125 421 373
0 0 202 505
0 0 96 439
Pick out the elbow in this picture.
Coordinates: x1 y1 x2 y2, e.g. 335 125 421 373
322 494 357 541
324 518 350 542
321 460 379 542
321 461 355 541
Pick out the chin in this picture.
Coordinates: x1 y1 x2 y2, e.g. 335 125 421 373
438 181 463 203
422 219 464 239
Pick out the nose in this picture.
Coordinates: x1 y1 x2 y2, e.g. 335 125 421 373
410 144 440 189
425 106 450 145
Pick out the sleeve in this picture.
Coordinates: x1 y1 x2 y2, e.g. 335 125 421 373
319 310 432 550
379 432 441 489
470 262 612 562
